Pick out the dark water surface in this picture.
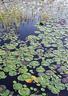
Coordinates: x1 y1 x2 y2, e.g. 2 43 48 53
18 20 37 40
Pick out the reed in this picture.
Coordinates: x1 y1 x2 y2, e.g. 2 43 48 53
0 5 23 26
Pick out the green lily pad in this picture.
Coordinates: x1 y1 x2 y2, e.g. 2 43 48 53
0 89 10 96
5 43 17 50
29 61 40 68
36 66 45 73
0 56 3 64
13 81 22 91
18 87 30 96
18 73 31 81
0 71 6 79
9 71 17 76
0 49 6 56
19 66 28 74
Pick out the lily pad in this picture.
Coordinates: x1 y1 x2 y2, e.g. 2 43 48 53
13 81 22 91
18 73 31 81
0 71 6 79
18 87 30 96
29 61 40 68
36 66 45 73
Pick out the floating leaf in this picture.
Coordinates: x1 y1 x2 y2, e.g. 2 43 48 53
18 73 31 81
0 71 6 79
13 81 22 91
29 61 39 68
18 87 30 96
36 66 45 73
25 79 33 83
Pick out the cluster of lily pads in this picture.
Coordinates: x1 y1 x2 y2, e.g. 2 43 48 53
0 20 68 96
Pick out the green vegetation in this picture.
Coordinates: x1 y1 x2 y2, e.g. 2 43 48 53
0 19 68 95
0 6 22 26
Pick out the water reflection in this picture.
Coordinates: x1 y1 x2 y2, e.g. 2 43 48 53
18 19 38 40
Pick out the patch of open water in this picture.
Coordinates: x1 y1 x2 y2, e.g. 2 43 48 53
18 20 37 40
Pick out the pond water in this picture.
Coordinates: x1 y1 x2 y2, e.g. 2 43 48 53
18 20 37 40
0 14 68 96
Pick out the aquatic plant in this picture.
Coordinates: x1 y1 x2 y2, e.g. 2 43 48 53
13 81 22 91
36 66 45 73
0 89 10 96
29 61 40 68
36 49 44 57
18 73 31 81
25 75 38 84
0 71 6 79
18 85 30 96
0 85 6 93
31 75 38 83
41 12 49 21
41 58 50 66
18 66 28 74
0 85 10 96
0 49 6 56
0 6 23 26
0 18 68 96
4 43 17 50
